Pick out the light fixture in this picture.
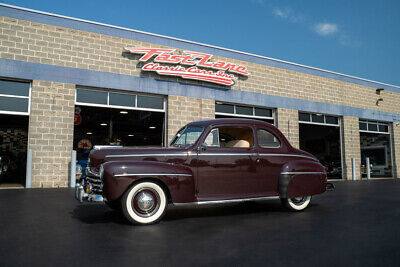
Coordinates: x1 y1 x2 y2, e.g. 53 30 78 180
376 98 383 106
100 123 107 126
128 134 134 137
86 132 93 135
149 126 156 129
315 113 323 116
376 88 384 95
120 111 128 114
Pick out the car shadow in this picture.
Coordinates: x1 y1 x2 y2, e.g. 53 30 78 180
71 200 320 225
71 203 130 225
163 201 319 222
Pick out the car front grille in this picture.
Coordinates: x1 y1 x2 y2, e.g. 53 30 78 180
85 168 103 194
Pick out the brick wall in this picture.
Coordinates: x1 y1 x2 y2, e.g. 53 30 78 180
167 96 214 143
393 123 400 178
28 81 75 187
1 16 400 116
277 108 299 148
342 117 361 180
0 15 399 184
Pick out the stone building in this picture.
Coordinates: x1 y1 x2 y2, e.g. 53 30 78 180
0 4 399 188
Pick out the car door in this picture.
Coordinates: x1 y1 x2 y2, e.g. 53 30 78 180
255 127 285 196
196 125 262 201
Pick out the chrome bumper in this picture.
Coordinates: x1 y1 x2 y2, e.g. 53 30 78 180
75 182 104 202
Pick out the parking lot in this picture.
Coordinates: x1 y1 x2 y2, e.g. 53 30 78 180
0 179 399 267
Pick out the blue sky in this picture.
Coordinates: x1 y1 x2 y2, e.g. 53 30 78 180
3 0 400 86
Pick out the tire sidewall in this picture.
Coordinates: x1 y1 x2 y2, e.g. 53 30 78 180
284 196 312 211
122 181 167 225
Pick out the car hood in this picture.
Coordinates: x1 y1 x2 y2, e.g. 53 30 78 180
88 146 189 169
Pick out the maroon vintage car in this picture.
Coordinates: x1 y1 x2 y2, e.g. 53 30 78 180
75 118 334 225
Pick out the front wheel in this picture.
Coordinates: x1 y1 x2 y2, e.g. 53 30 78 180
121 181 167 225
281 196 312 211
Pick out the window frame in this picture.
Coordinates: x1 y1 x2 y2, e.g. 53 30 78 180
359 120 390 134
201 125 255 149
298 112 340 127
256 128 281 149
0 79 31 116
75 87 166 113
215 102 274 121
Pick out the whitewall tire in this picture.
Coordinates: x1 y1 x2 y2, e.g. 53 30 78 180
281 196 312 211
121 181 167 225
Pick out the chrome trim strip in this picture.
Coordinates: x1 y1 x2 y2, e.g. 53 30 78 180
114 173 193 177
105 152 316 160
280 172 326 175
86 168 100 177
173 196 280 206
199 153 254 156
259 153 317 161
105 153 188 158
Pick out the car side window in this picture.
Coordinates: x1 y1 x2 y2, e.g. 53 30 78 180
257 129 280 148
203 126 253 148
204 128 220 147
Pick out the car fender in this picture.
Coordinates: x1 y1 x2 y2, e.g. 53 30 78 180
279 159 327 199
101 160 196 203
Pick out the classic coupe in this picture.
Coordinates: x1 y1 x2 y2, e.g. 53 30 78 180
75 118 333 225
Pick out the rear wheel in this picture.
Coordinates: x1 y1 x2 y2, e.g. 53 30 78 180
281 196 312 211
121 181 167 225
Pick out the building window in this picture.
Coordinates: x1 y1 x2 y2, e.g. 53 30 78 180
215 102 274 123
75 87 165 111
359 120 389 134
299 112 339 126
0 80 30 115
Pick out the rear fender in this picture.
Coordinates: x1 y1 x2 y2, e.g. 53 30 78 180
102 160 195 203
279 160 327 199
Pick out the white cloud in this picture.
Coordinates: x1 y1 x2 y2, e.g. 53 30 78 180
273 8 303 23
251 0 264 5
314 23 338 36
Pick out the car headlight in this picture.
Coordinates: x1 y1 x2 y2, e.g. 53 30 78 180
99 164 104 179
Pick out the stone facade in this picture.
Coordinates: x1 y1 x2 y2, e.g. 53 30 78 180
28 81 75 188
167 96 214 143
392 123 400 178
342 117 361 180
0 12 399 187
276 108 299 148
1 16 400 116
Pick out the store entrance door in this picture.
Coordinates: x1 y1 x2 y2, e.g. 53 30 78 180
0 115 29 187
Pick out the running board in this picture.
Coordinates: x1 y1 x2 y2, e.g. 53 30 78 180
173 196 280 206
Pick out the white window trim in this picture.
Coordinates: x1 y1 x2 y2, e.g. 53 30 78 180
215 111 274 120
215 102 274 120
0 82 31 116
75 87 166 112
359 120 390 134
298 112 340 127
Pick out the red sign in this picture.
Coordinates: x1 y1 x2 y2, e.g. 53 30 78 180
74 113 82 125
124 47 249 86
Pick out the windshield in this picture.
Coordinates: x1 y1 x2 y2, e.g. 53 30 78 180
170 126 204 147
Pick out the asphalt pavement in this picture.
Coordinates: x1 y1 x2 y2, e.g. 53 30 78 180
0 179 399 267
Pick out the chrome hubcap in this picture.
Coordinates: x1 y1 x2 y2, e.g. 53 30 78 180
132 188 161 218
137 192 155 211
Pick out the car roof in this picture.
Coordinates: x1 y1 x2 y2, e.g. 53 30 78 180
186 118 274 128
